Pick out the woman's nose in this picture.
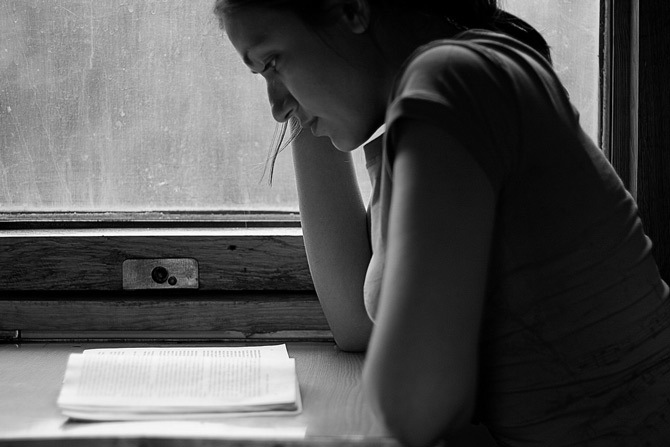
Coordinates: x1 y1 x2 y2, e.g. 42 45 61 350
267 79 295 123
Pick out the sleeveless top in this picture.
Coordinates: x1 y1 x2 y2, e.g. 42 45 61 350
362 30 670 446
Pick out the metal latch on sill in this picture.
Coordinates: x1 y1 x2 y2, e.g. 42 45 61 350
122 258 199 290
0 330 20 342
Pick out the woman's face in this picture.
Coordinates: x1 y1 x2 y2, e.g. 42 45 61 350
223 5 389 151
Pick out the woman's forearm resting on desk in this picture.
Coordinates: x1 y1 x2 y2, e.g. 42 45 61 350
292 132 373 352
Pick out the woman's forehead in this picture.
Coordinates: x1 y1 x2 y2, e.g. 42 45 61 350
223 7 306 55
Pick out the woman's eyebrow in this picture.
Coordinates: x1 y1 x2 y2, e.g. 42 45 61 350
243 51 264 74
241 33 270 68
242 51 254 67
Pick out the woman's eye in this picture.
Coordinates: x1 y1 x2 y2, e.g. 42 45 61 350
262 57 277 74
249 57 277 76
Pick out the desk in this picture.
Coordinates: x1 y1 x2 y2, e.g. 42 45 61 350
0 342 397 446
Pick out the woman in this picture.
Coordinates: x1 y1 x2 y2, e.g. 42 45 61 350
215 1 670 445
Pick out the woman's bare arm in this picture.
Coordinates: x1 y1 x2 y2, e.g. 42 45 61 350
363 120 495 446
292 131 373 351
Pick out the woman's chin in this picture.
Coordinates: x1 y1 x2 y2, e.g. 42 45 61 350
328 132 368 153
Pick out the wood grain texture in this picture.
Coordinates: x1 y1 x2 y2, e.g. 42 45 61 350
605 0 634 190
605 0 669 283
0 342 499 446
0 230 313 291
636 0 670 283
0 292 330 339
0 342 397 446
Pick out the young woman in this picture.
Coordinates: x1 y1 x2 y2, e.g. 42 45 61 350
215 1 670 445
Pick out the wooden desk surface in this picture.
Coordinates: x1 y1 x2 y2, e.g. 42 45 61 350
0 342 397 446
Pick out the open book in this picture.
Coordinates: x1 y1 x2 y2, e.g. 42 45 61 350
57 344 301 421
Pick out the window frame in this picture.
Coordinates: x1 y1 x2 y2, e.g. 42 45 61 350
0 219 329 342
2 0 668 341
601 0 670 282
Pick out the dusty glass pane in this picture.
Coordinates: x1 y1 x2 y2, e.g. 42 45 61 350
0 0 291 212
504 0 601 141
0 1 600 213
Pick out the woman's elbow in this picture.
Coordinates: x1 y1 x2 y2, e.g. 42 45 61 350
330 319 372 352
375 396 474 446
364 369 475 446
332 331 370 352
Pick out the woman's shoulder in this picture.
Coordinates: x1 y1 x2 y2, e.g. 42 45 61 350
398 30 552 89
393 29 568 119
410 29 548 64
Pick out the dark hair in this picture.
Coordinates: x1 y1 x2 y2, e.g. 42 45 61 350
214 0 551 182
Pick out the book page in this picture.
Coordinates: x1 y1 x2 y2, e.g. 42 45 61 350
58 345 297 413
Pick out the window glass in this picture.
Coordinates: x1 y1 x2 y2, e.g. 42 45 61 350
0 0 292 212
0 0 600 213
503 0 601 141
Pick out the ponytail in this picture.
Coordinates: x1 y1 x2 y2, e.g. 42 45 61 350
489 9 552 63
395 0 552 63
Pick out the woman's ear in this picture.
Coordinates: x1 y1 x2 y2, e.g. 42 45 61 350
328 0 371 34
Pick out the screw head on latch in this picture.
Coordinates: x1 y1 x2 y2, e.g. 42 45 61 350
151 266 169 284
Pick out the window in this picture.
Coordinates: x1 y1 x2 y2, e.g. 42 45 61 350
0 0 295 212
1 0 600 215
0 2 321 341
505 0 601 143
7 1 665 340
